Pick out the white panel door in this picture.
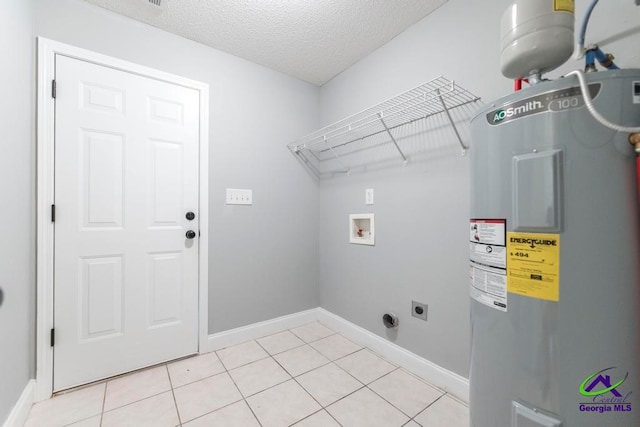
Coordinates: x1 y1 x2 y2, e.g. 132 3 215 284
54 55 200 391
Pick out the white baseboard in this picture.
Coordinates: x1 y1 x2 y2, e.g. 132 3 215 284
316 308 469 403
3 379 35 427
207 308 320 352
206 307 469 403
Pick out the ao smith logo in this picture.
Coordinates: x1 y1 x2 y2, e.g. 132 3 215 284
486 84 601 125
492 100 544 123
578 367 633 414
509 237 557 249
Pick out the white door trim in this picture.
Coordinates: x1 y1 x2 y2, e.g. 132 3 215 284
36 37 210 401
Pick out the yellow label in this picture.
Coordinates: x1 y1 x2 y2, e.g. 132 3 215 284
554 0 574 13
507 232 560 302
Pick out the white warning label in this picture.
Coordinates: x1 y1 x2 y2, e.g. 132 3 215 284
470 242 506 269
469 219 507 311
470 219 506 246
470 264 507 311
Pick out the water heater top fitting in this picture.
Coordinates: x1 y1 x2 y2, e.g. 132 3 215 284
501 0 575 79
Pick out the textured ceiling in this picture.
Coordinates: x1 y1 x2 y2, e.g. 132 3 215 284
82 0 448 85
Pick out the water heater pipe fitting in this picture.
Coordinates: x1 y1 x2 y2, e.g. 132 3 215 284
566 70 640 133
630 133 640 153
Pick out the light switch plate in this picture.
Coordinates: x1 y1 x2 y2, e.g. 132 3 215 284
365 188 374 205
226 188 252 205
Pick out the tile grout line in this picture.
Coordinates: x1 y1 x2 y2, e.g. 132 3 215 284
363 366 442 419
216 347 264 427
279 327 369 426
177 395 254 426
173 349 263 425
397 368 448 395
252 330 342 426
404 418 421 427
215 322 336 365
258 340 328 426
255 333 345 426
329 346 448 423
283 326 411 425
302 341 415 424
365 380 425 421
237 388 264 425
444 391 470 407
99 381 107 427
168 351 243 390
218 353 272 372
289 407 344 427
330 348 394 389
223 352 292 399
268 328 332 377
97 366 181 423
98 388 174 416
311 346 362 363
287 322 338 343
166 363 183 426
412 392 448 423
264 342 307 357
57 361 184 425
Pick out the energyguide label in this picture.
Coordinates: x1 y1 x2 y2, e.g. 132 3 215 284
507 232 560 302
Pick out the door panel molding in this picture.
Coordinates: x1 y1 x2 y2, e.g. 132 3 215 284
36 37 209 401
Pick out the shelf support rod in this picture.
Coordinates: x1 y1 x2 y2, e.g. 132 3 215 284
291 146 321 178
323 136 350 174
437 88 468 154
378 113 408 166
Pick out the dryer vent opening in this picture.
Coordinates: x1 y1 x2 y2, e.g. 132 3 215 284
382 313 399 329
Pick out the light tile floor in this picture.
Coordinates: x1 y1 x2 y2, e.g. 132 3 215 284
25 322 469 427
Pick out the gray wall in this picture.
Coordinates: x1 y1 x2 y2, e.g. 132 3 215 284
318 0 640 378
35 0 321 334
0 0 35 422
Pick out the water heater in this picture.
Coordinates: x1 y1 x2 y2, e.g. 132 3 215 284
469 70 640 426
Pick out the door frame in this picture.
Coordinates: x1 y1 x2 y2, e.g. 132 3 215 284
35 37 210 401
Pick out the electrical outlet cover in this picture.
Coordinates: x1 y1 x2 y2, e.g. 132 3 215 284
365 188 374 205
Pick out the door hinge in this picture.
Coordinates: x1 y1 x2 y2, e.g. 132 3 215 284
50 328 55 347
51 204 55 222
52 80 57 99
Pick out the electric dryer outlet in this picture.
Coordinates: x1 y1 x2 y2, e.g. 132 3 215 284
412 301 428 321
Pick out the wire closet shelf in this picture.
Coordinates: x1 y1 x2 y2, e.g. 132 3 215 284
288 76 481 177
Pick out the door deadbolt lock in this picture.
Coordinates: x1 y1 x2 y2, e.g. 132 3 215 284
186 212 195 220
185 230 197 239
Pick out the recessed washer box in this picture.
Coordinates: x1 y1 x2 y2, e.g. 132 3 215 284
349 214 375 245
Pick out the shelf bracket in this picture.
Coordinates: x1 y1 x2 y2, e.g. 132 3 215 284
378 113 408 166
436 88 468 155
